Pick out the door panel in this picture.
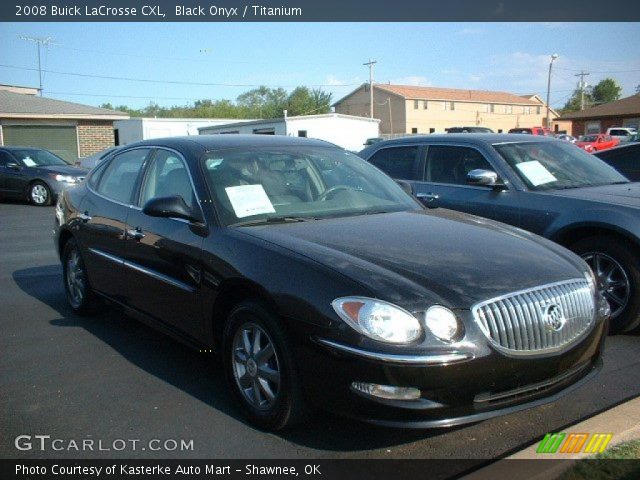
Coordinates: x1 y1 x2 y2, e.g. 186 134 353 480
413 145 521 226
122 149 206 340
75 148 151 302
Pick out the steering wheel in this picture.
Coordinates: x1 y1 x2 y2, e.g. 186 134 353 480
317 185 352 201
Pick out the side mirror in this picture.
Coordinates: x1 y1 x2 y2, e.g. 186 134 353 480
466 169 498 186
142 195 198 222
6 162 21 170
396 180 414 196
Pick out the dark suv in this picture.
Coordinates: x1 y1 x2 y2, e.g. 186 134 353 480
360 134 640 333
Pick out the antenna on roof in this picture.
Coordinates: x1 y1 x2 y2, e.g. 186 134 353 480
19 36 59 96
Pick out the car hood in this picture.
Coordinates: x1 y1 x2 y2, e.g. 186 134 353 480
39 165 88 176
547 183 640 208
238 209 586 309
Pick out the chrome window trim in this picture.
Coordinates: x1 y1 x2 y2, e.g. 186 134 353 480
317 338 473 365
88 248 195 293
471 278 596 357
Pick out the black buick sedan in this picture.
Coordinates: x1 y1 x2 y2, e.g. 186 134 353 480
55 135 609 430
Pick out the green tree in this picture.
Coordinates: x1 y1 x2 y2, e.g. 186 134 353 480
560 87 593 113
311 88 333 113
591 78 622 105
286 86 316 116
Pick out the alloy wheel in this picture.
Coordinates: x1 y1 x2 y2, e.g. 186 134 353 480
581 252 630 319
66 248 86 309
231 322 281 410
31 184 48 205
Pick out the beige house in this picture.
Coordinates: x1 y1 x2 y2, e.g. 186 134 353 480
334 84 567 135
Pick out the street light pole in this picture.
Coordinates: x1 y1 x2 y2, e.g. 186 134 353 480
546 53 559 130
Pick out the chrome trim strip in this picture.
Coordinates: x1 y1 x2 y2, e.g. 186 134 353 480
88 248 123 265
87 248 195 293
317 339 473 365
123 261 196 293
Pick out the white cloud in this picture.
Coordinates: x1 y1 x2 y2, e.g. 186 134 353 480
389 76 431 86
325 74 361 87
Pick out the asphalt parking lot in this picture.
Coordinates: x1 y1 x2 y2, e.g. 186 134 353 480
2 200 640 472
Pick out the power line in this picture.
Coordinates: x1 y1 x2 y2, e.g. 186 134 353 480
0 63 360 89
555 66 640 74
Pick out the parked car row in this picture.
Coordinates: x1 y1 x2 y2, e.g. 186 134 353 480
52 134 614 432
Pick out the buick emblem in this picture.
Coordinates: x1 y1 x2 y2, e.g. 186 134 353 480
543 304 566 332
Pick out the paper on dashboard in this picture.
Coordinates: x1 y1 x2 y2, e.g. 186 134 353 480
515 160 557 186
225 184 276 218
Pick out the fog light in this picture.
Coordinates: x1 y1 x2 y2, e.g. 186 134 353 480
351 382 421 400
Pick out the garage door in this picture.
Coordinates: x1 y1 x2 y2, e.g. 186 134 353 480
2 125 78 163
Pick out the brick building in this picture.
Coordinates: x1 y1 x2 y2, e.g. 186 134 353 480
333 83 566 135
559 94 640 136
0 85 128 163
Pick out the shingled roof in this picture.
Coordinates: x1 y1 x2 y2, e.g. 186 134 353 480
0 90 128 119
372 84 542 105
559 94 640 120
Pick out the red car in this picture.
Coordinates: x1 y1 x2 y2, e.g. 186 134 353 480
508 126 552 136
576 134 619 153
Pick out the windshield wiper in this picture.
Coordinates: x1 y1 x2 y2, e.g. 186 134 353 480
230 216 313 227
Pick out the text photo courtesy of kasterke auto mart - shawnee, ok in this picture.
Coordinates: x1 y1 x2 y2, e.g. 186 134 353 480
1 1 640 479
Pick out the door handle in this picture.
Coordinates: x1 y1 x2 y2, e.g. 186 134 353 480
77 212 92 222
126 228 145 241
416 193 440 202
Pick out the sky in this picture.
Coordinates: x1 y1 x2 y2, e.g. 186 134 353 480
0 22 639 110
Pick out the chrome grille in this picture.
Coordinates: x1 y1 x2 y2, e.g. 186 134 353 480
471 280 595 355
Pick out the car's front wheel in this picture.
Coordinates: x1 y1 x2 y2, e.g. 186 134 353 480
571 236 640 334
62 238 100 315
29 181 51 206
223 300 310 430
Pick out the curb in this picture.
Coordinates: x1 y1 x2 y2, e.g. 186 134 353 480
460 395 640 480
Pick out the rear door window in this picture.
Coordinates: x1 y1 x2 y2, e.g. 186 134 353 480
367 146 420 180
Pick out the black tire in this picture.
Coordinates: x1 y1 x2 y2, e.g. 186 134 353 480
28 181 52 206
62 238 101 316
223 300 311 430
570 235 640 334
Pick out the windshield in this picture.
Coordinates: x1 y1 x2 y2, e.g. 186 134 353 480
579 135 598 142
201 146 421 226
494 141 629 191
12 149 68 167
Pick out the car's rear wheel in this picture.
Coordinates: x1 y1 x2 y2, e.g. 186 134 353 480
62 238 100 315
223 300 310 430
29 181 51 206
571 236 640 334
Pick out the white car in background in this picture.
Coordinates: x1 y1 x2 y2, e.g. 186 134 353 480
606 127 637 143
76 146 120 169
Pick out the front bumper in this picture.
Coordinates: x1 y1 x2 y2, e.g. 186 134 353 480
294 311 607 428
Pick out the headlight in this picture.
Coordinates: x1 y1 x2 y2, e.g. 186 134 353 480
424 306 461 343
331 297 422 344
53 174 77 183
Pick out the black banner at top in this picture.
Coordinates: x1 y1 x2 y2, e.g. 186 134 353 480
2 0 640 22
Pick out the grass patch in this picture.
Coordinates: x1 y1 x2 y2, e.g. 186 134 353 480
558 440 640 480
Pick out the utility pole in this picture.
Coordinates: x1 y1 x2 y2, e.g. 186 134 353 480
575 71 590 110
363 58 377 118
545 53 558 129
19 36 56 95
